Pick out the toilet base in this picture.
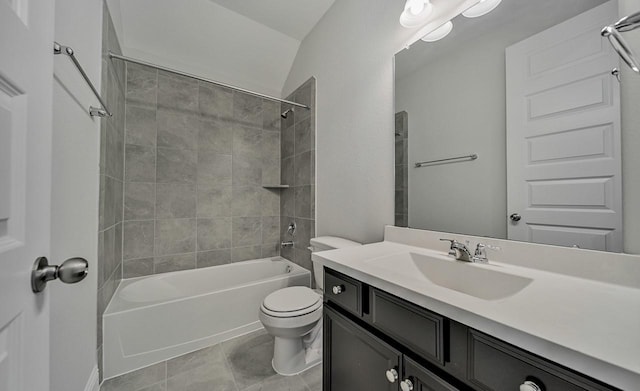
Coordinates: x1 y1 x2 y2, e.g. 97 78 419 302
271 336 321 376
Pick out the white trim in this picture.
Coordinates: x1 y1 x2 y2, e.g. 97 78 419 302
84 366 100 391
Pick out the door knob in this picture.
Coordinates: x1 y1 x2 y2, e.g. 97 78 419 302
510 213 522 222
31 256 88 293
385 368 398 383
332 285 344 295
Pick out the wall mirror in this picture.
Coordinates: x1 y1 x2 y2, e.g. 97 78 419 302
394 0 640 254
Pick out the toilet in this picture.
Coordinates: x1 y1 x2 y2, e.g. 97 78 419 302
259 236 361 375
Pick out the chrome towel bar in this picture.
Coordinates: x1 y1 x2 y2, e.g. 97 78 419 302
53 42 112 117
414 154 478 168
602 11 640 75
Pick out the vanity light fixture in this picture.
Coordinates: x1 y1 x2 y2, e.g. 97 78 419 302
400 0 434 28
421 21 453 42
462 0 502 18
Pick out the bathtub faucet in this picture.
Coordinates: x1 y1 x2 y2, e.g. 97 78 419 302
281 241 294 248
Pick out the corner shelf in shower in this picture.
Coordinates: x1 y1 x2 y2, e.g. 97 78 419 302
262 185 290 189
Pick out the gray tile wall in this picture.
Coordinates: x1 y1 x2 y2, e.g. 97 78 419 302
280 78 316 271
121 64 282 279
395 111 408 227
98 1 126 381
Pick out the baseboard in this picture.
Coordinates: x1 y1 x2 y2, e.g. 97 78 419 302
84 366 100 391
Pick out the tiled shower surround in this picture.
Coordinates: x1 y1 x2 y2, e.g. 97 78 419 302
395 111 408 227
121 63 284 277
280 79 316 271
97 2 126 380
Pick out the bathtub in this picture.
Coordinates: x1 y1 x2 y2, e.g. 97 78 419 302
103 257 310 379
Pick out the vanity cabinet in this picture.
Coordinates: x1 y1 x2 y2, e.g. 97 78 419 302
324 306 460 391
323 268 618 391
323 306 401 391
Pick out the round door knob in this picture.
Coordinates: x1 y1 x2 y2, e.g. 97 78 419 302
385 368 398 383
400 378 414 391
57 257 89 283
520 380 543 391
332 285 344 295
510 213 522 222
31 256 89 293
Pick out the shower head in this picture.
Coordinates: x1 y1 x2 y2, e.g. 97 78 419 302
281 108 294 119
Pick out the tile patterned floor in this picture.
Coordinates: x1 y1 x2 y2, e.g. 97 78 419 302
101 329 322 391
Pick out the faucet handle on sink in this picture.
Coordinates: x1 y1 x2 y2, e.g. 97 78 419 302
473 243 501 263
439 239 457 257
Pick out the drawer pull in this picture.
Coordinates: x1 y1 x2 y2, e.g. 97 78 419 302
385 368 398 383
332 285 345 295
520 380 543 391
400 378 414 391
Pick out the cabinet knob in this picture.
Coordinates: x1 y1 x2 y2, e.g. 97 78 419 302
332 285 344 295
385 368 398 383
400 378 414 391
520 380 543 391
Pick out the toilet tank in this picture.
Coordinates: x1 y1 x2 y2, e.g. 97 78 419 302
309 236 361 290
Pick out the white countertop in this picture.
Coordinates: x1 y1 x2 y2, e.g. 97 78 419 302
313 236 640 390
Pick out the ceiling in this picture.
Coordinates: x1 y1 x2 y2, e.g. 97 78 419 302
209 0 336 41
106 0 335 97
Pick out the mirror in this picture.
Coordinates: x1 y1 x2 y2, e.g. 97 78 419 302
394 0 640 254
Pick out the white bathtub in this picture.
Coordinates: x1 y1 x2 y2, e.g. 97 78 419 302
103 257 310 379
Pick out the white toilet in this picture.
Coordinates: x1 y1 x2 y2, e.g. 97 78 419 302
259 236 361 375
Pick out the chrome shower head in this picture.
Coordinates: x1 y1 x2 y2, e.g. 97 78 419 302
281 108 294 119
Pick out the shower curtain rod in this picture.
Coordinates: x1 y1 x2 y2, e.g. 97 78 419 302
108 52 311 110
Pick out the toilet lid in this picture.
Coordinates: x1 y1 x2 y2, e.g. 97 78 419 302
263 286 320 313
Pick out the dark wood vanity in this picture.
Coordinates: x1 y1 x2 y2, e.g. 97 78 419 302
322 267 619 391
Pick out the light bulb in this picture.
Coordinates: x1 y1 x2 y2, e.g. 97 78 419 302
407 0 425 15
400 0 433 28
421 21 453 42
462 0 502 18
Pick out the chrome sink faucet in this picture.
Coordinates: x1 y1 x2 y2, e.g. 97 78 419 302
440 239 472 262
440 239 494 263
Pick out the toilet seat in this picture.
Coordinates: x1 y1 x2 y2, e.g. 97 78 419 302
261 286 321 318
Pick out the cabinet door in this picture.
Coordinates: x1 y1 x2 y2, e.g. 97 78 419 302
324 306 401 391
403 357 460 391
468 330 614 391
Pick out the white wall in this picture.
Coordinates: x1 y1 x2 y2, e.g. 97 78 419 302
283 0 473 244
107 0 301 97
50 0 102 390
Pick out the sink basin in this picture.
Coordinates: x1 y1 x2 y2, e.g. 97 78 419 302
367 252 532 300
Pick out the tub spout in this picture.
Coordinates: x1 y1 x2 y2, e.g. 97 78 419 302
281 241 294 248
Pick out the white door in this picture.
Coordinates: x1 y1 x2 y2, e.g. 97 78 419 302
506 1 622 252
0 1 55 391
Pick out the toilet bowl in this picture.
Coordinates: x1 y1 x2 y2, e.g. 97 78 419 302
259 236 361 375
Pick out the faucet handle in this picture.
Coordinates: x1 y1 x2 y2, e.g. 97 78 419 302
473 243 501 263
472 243 488 263
439 239 457 257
